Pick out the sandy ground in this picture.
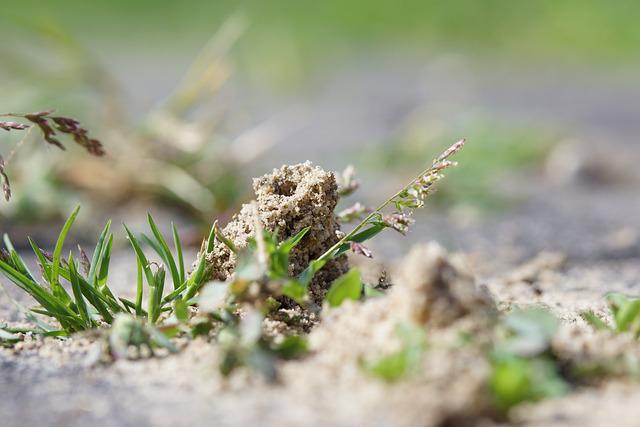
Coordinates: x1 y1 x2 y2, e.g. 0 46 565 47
2 58 640 426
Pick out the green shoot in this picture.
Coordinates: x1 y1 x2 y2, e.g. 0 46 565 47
0 206 196 334
582 292 640 336
490 308 569 412
325 268 362 307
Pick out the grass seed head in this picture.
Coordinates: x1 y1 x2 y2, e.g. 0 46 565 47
0 121 29 131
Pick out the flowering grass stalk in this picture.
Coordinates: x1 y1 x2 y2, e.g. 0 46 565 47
294 139 466 291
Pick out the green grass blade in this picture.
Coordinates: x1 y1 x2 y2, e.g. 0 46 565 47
3 234 36 280
172 222 185 284
51 205 81 303
68 255 92 328
183 255 207 301
8 250 36 282
162 281 188 305
154 268 166 315
53 261 121 314
0 259 61 313
0 258 84 331
89 220 111 287
135 258 143 317
147 214 181 290
28 238 51 274
123 225 155 285
97 234 113 290
278 227 310 254
214 221 236 253
616 299 640 332
120 297 148 316
206 221 216 253
147 273 160 324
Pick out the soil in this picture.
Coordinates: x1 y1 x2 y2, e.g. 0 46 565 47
2 58 640 427
203 162 348 304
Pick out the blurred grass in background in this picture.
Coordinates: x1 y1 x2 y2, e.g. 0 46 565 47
1 0 638 228
362 117 554 213
2 0 639 87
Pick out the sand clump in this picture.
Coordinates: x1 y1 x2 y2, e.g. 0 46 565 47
279 242 495 426
202 162 348 303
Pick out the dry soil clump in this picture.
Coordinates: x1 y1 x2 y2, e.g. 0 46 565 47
289 242 495 426
203 162 348 303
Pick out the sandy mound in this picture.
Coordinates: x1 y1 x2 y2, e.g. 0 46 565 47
202 162 348 303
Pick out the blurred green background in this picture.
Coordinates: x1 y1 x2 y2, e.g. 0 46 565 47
1 0 639 237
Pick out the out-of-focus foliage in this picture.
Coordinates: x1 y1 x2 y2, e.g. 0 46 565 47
2 1 639 84
364 118 554 211
0 17 288 224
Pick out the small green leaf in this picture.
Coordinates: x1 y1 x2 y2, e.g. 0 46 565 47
273 336 309 359
214 222 237 253
364 284 384 298
615 298 640 333
335 224 385 257
174 299 189 322
326 268 362 307
282 280 307 303
496 308 558 358
490 356 569 412
581 310 611 331
278 227 310 254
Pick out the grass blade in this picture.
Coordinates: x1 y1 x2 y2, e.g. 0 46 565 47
89 220 111 287
214 221 236 253
172 222 185 284
51 205 81 303
97 234 113 290
68 254 92 328
147 214 181 290
135 257 144 317
325 268 362 307
278 227 310 254
3 234 36 280
123 225 155 285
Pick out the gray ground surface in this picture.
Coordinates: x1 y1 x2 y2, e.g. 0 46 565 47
2 57 640 426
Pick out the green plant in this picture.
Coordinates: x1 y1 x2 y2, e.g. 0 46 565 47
364 121 553 211
107 313 177 359
0 140 465 376
0 205 215 335
216 309 309 381
489 308 569 412
582 293 640 336
171 222 313 379
325 268 362 307
0 322 23 347
362 323 427 383
286 139 466 301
